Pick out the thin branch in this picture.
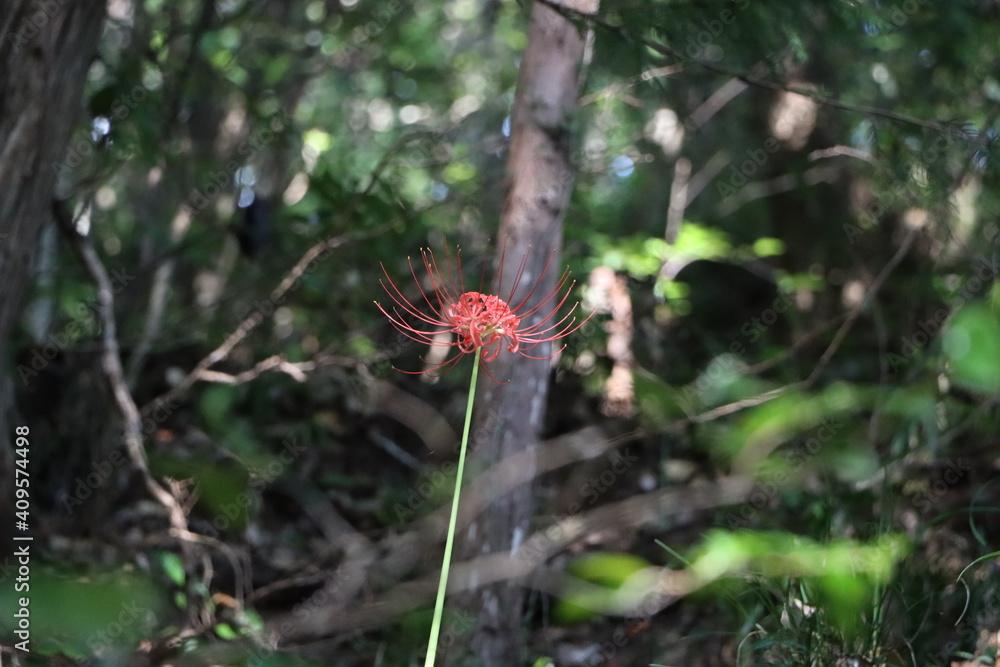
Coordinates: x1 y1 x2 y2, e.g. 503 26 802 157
140 148 397 417
196 354 314 385
805 225 919 387
579 64 682 106
665 157 691 243
685 76 749 132
808 145 876 164
684 149 731 204
536 0 982 142
140 230 354 416
715 165 841 217
687 385 797 425
664 149 731 244
54 200 205 621
742 312 850 375
126 205 193 387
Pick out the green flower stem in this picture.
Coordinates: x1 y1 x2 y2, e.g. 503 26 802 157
424 352 480 667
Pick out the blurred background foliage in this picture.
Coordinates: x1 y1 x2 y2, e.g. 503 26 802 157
5 0 1000 664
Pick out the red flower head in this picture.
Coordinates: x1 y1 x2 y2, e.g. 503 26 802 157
376 244 589 381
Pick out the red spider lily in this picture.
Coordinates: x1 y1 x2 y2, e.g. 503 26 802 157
376 244 589 381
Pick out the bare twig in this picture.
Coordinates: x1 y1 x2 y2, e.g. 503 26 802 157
685 76 749 132
54 200 205 623
126 205 193 387
687 385 797 425
742 312 850 375
664 150 730 242
808 145 876 164
196 354 314 385
805 225 919 387
140 142 397 417
536 0 982 142
665 157 691 243
141 230 356 416
367 380 460 456
715 165 841 217
579 64 682 106
683 149 731 205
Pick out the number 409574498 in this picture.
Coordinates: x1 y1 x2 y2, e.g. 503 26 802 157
14 425 29 525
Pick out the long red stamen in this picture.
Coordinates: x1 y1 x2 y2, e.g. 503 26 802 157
375 243 592 382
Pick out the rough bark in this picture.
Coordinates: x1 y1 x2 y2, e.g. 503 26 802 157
0 0 107 545
445 0 598 664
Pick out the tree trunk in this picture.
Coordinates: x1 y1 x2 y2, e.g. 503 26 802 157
0 0 107 545
446 1 597 664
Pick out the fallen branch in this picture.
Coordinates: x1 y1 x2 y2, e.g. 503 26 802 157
267 476 752 641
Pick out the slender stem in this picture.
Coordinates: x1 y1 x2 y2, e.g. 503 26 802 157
424 352 480 666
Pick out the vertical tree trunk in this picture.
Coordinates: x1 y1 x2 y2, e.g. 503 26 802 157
0 0 107 543
448 1 597 664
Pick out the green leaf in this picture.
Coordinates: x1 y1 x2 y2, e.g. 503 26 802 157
215 623 238 640
199 385 236 433
240 608 266 633
752 237 785 257
555 552 652 623
943 302 1000 395
566 552 650 588
158 550 186 586
0 566 169 656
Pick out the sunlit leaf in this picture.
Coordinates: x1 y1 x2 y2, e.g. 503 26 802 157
943 302 1000 395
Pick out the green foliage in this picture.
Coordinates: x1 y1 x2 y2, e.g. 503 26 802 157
943 302 1000 395
555 552 653 623
156 550 186 588
682 530 910 655
721 383 862 464
687 530 908 595
0 566 170 659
